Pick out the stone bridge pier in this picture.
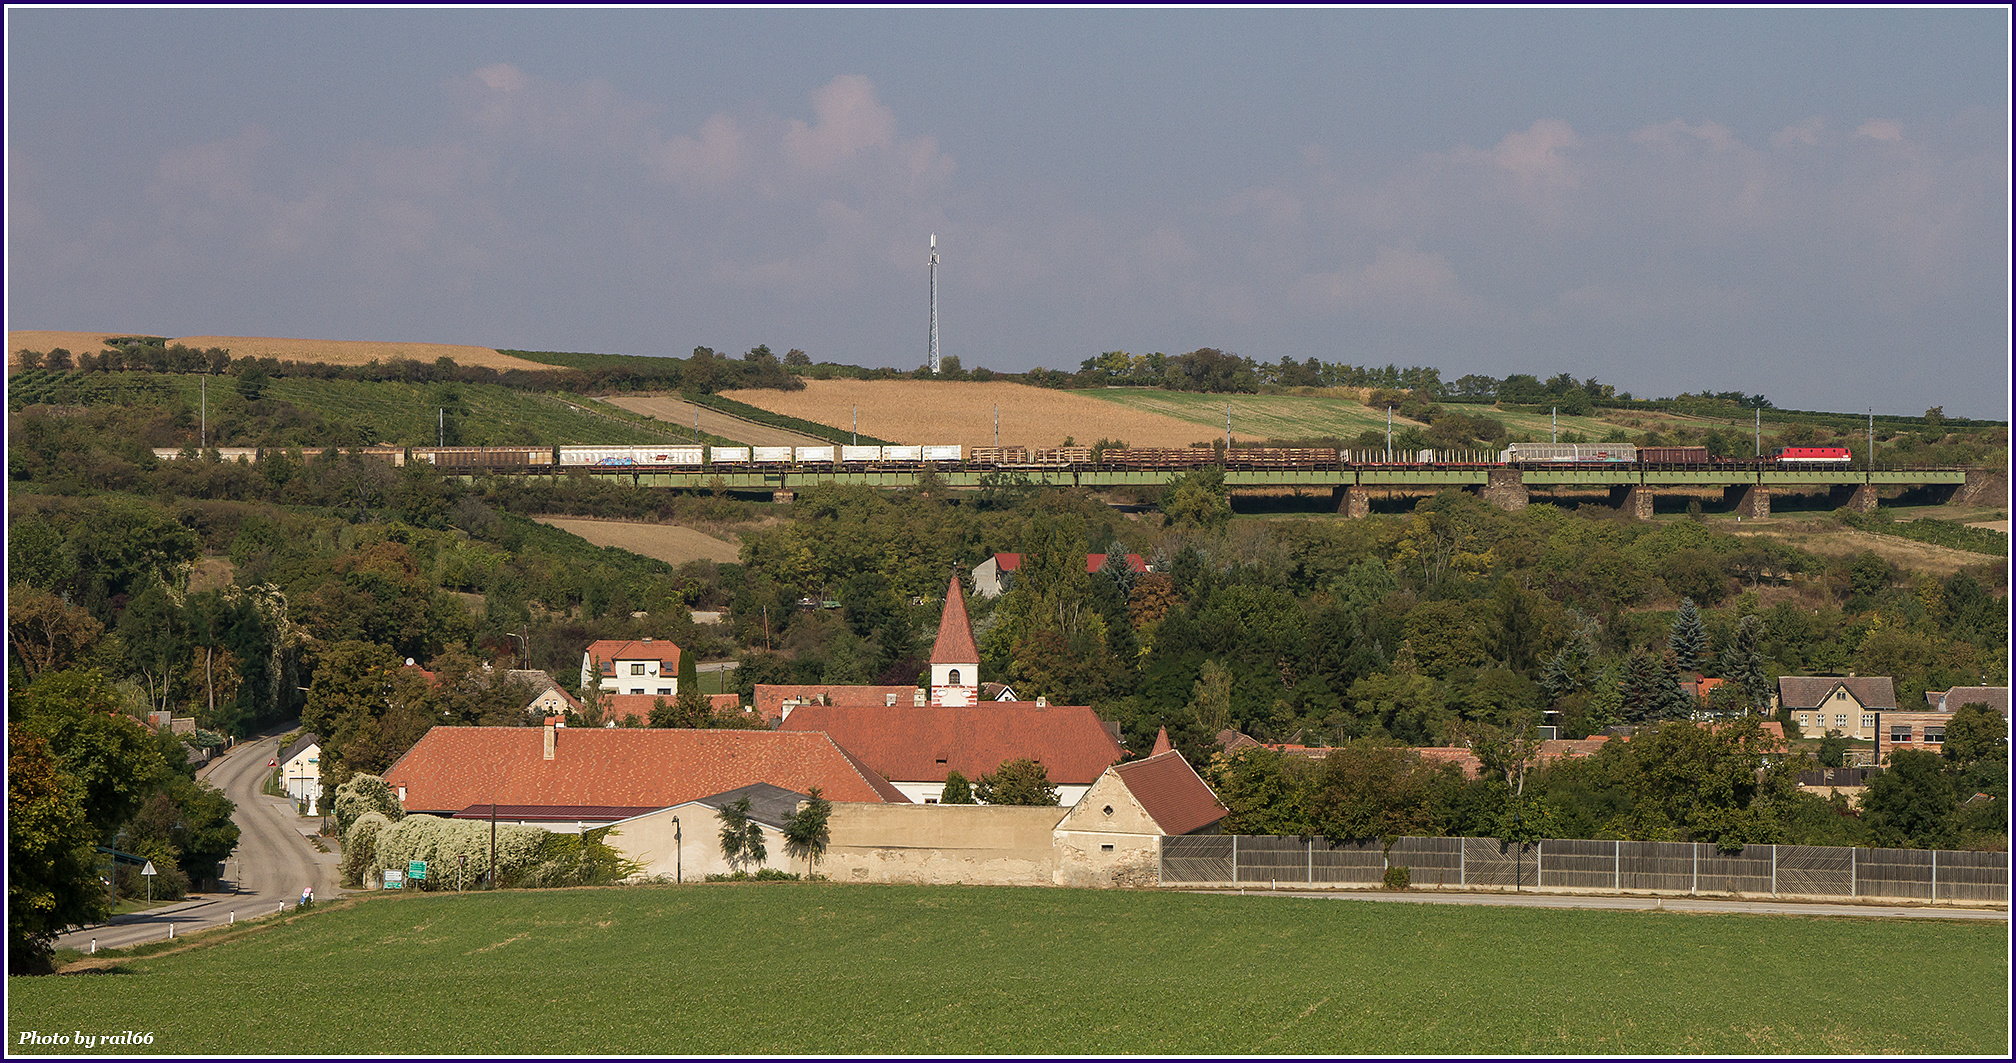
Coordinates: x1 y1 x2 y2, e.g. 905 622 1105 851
1608 484 1655 520
1724 484 1771 519
1331 485 1371 518
1829 483 1881 513
1951 468 2009 509
1474 469 1528 512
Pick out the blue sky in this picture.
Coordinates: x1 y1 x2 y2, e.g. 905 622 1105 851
6 7 2009 418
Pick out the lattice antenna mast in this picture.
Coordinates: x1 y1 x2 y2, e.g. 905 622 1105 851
928 233 940 374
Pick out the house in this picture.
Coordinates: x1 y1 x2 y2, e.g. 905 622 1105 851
602 783 809 881
1053 747 1227 888
973 552 1153 598
1925 686 2011 717
603 692 751 727
278 732 323 815
580 638 682 696
1778 676 1898 740
753 685 923 727
778 701 1124 805
382 722 910 816
509 669 582 718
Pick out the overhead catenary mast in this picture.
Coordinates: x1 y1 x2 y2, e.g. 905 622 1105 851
928 233 940 374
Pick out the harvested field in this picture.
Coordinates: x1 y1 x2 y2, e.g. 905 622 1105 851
7 331 550 373
602 394 830 447
533 517 742 566
719 380 1220 449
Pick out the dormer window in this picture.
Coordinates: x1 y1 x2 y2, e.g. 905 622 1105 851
948 669 961 686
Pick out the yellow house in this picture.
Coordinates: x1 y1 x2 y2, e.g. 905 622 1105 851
1777 676 1898 740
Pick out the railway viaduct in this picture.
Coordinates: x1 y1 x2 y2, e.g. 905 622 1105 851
462 463 1996 518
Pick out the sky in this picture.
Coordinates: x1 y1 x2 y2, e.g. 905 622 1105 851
5 7 2010 419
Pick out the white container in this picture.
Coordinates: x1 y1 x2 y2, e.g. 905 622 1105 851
882 445 922 462
560 446 644 466
641 447 704 466
796 446 837 463
921 444 962 462
841 445 882 462
709 446 750 463
752 446 794 463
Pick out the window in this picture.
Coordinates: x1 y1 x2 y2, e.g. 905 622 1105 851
1861 714 1874 729
1835 714 1848 728
657 688 672 696
630 664 646 675
629 688 644 695
948 668 961 686
1799 713 1811 728
1101 844 1115 852
925 798 938 804
1925 728 1945 744
1891 726 1912 743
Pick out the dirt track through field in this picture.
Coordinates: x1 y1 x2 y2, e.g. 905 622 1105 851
1727 522 2002 577
719 379 1219 449
602 395 831 447
532 517 743 566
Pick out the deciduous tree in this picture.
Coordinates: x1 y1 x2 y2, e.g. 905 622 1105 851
976 758 1059 806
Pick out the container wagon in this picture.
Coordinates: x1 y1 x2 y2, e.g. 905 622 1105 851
882 444 923 463
709 446 750 464
840 445 882 463
796 446 837 464
421 446 555 469
752 446 794 464
1500 443 1639 463
921 444 963 463
1773 446 1852 464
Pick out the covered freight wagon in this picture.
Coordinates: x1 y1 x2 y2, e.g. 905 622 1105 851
1637 446 1711 464
1500 443 1639 463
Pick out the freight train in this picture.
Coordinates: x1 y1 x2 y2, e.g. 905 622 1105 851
151 443 1852 471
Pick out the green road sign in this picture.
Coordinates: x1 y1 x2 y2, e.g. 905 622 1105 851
383 869 404 890
408 860 427 880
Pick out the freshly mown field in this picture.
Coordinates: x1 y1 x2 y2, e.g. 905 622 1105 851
531 517 743 566
719 380 1219 449
8 884 2006 1055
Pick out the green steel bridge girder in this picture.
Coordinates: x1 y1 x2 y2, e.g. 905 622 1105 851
450 466 1971 491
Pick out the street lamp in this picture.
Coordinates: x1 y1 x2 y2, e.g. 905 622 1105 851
673 816 682 884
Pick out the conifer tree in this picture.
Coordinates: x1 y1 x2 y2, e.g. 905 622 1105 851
1667 598 1707 673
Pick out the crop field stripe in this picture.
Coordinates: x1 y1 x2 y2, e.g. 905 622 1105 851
7 884 2004 1056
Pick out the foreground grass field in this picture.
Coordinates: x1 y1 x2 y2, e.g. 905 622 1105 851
8 884 2006 1055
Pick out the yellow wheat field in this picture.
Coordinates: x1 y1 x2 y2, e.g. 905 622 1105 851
720 379 1226 449
8 331 550 373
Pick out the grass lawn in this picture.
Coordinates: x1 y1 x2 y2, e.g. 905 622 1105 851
8 884 2006 1055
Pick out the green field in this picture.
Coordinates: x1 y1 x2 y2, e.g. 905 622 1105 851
1083 388 1781 446
9 884 2005 1055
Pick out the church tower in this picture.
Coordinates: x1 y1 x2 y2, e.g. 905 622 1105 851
929 574 980 706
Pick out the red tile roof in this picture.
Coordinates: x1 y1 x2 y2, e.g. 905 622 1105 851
598 693 749 726
384 726 908 813
778 702 1123 785
991 553 1023 572
1112 750 1225 836
1086 553 1150 574
1412 747 1484 780
753 684 919 725
929 575 980 665
583 639 681 675
1150 726 1174 757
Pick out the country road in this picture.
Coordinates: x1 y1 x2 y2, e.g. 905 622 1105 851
54 733 344 953
600 394 832 447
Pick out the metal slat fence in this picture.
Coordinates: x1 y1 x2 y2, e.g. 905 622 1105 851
1159 835 2007 905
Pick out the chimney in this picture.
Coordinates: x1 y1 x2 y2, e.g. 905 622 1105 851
642 637 652 643
544 720 556 761
914 690 926 706
1036 696 1048 707
885 693 897 706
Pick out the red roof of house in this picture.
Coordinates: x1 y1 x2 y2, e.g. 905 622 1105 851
929 575 980 665
777 702 1123 785
1086 553 1150 574
753 684 919 725
384 726 908 813
1112 750 1225 836
1150 726 1174 757
991 553 1023 572
582 639 680 674
597 693 764 727
1411 747 1484 780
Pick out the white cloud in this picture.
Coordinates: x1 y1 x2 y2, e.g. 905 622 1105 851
782 75 896 171
1629 118 1740 154
1855 119 1905 141
1773 116 1826 148
647 114 748 188
1296 245 1470 315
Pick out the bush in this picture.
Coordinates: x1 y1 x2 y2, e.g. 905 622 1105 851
1382 865 1411 891
341 812 392 888
704 868 801 882
332 774 404 840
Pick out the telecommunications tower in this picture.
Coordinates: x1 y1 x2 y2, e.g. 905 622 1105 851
927 233 940 374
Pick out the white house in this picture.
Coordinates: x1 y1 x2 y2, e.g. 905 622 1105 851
278 732 322 815
580 638 682 696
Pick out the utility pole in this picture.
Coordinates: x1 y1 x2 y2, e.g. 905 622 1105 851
1552 407 1557 443
1755 407 1761 458
1867 408 1875 474
1225 404 1232 451
1385 407 1393 462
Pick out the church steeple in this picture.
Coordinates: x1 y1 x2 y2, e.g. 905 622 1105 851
929 574 980 706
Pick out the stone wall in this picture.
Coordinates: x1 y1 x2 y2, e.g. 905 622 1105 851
822 803 1066 887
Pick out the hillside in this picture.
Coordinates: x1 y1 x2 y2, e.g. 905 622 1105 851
7 331 549 372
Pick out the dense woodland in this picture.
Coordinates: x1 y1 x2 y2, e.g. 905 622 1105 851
7 346 2010 965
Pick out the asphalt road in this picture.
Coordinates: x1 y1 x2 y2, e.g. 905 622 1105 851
1187 887 2009 921
54 733 345 954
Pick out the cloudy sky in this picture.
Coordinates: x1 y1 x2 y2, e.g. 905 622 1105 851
6 8 2008 418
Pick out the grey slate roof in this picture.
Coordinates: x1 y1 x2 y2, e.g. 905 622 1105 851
691 782 810 829
278 732 321 764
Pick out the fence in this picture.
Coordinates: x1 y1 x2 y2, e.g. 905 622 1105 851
1159 835 2008 905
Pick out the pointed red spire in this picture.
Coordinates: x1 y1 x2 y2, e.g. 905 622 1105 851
929 574 979 665
1150 726 1174 757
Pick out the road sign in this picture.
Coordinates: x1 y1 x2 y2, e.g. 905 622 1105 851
383 869 404 890
408 860 427 881
141 861 157 877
